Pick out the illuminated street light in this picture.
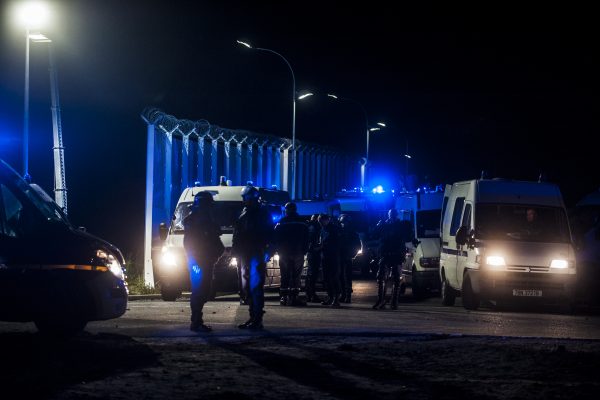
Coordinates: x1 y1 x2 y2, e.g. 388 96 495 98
298 92 313 100
237 39 298 199
15 1 51 182
377 122 386 127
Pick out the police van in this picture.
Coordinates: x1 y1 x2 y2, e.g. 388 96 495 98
439 178 576 310
156 184 288 301
0 158 127 335
396 189 444 297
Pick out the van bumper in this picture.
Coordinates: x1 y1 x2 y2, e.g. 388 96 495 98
472 270 577 302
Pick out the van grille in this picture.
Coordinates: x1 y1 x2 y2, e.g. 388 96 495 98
507 266 550 273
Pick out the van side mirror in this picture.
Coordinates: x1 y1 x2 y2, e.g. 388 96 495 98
456 226 469 246
159 222 168 241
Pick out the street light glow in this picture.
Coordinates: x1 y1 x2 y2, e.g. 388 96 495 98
377 122 386 127
298 93 313 100
327 93 338 99
404 154 412 159
369 127 380 132
16 1 50 29
28 33 51 42
236 40 252 48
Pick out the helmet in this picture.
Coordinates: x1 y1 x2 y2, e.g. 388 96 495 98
284 202 297 212
388 208 398 219
240 185 259 200
193 191 214 206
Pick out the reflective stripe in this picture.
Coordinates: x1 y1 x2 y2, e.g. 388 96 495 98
6 264 108 272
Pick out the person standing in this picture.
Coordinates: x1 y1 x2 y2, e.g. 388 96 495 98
232 185 274 330
339 214 362 304
318 214 342 307
305 214 322 303
372 208 413 310
273 202 310 306
183 191 224 332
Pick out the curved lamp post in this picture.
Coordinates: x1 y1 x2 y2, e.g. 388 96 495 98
237 40 298 199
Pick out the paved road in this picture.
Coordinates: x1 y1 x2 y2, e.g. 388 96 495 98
1 280 599 339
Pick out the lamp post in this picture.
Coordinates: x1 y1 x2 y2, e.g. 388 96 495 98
327 94 385 188
16 1 50 182
237 40 298 199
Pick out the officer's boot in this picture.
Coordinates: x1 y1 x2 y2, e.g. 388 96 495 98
391 283 400 310
248 310 264 331
238 310 254 329
190 312 212 332
372 280 386 309
331 293 341 307
290 289 307 307
344 289 352 304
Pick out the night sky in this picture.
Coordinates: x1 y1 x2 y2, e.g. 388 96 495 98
0 1 597 259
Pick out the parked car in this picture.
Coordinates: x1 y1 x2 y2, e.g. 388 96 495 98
0 158 127 335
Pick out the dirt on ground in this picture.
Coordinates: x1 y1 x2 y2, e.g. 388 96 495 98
1 331 599 399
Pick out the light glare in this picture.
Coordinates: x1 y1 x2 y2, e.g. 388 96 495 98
486 256 506 266
16 2 50 29
236 40 252 48
550 259 568 269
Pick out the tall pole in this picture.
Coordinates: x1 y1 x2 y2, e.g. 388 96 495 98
23 28 30 181
254 47 296 199
48 41 67 212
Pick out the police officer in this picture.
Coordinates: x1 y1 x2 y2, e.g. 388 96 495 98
232 185 274 330
318 214 342 307
305 214 322 303
339 214 361 304
183 191 224 332
273 202 309 306
372 208 413 310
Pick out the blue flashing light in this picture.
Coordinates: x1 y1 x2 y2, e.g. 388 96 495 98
372 185 385 194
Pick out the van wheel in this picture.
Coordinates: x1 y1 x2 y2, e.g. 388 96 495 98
441 277 456 306
462 274 480 310
161 286 182 301
412 267 425 299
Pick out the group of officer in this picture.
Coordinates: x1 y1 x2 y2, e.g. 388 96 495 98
182 184 412 333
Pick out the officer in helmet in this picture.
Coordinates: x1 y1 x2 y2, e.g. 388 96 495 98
273 202 309 306
372 208 413 310
232 185 274 330
183 191 224 332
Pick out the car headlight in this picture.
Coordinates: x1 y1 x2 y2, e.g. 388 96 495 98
96 249 125 280
486 256 506 268
273 253 280 262
160 247 178 269
229 257 238 267
550 259 568 269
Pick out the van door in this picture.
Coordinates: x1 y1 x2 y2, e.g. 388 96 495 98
456 201 473 285
444 196 465 288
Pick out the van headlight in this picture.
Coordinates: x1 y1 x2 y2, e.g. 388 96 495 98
96 249 125 280
229 257 238 267
550 259 568 269
486 256 506 269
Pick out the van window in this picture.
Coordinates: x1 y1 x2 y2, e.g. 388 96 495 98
462 203 472 228
172 201 243 234
416 209 441 238
476 204 571 243
450 197 465 236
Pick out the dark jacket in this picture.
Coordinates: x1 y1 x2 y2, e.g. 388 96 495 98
273 213 309 256
340 224 361 260
307 220 321 253
320 223 341 260
183 206 224 261
232 204 274 256
374 218 413 257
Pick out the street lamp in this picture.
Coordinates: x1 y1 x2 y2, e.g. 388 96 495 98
237 40 298 199
327 93 385 188
16 1 50 182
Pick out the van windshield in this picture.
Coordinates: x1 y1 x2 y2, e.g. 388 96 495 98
476 204 571 243
171 201 243 234
416 209 441 238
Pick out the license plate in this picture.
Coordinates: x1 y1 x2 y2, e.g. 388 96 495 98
512 289 542 297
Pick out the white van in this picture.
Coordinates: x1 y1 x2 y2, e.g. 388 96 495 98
156 184 288 301
439 179 576 310
397 190 444 297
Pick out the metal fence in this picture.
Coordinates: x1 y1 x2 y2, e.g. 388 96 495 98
141 108 360 286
